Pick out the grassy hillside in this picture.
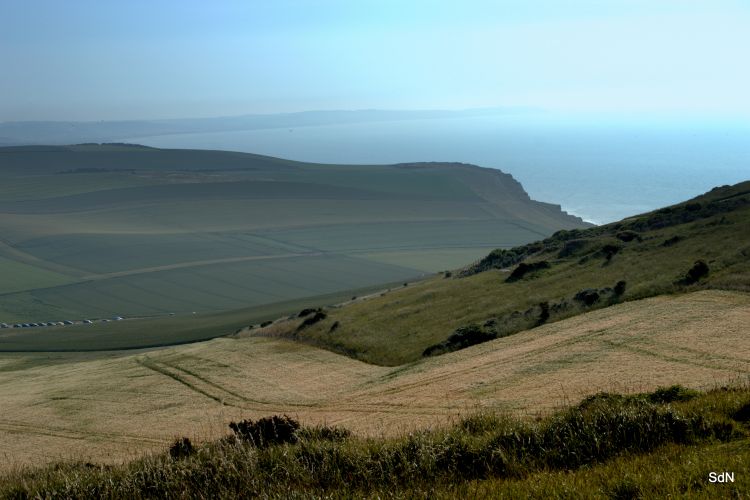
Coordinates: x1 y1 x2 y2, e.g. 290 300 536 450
0 289 747 471
0 144 585 332
287 181 750 365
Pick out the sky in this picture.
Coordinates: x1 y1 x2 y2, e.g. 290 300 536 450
1 0 749 121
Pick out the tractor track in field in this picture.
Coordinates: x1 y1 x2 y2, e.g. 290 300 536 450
80 252 325 281
136 357 315 409
0 418 166 445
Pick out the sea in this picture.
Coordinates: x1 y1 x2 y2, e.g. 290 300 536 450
127 113 750 225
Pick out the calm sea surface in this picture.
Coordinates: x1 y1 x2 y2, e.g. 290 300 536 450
128 114 750 224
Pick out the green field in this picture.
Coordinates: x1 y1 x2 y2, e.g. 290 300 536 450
0 144 586 346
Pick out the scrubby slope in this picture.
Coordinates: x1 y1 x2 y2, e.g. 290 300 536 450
291 181 750 365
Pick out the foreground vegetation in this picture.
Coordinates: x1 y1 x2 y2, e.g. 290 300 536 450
2 385 747 498
2 289 746 472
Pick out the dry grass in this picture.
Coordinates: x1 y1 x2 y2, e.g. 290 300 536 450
0 290 748 472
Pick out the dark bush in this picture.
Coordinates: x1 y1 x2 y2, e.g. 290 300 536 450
614 280 627 296
423 324 497 356
662 235 682 247
731 402 750 422
260 320 273 328
574 289 600 306
297 425 352 442
444 271 452 278
550 228 583 241
328 321 340 333
537 301 550 326
229 415 300 448
646 385 699 403
577 392 628 410
168 437 194 459
615 230 642 243
506 261 550 283
680 260 709 285
558 239 588 258
297 311 327 331
601 243 622 261
298 308 319 318
461 242 547 277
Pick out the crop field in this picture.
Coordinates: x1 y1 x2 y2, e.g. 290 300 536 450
0 145 585 341
0 290 746 471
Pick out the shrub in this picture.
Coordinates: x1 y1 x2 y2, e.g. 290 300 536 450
168 437 194 459
613 280 627 296
328 321 340 333
297 311 327 331
537 301 550 326
297 425 352 442
662 235 682 247
615 230 642 243
558 239 588 258
506 261 550 283
679 260 709 285
460 243 544 277
574 289 600 306
229 415 300 448
600 243 622 261
298 308 320 318
260 320 273 328
732 402 750 422
646 385 699 404
423 324 497 357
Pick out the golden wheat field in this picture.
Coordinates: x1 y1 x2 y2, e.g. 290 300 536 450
0 289 748 472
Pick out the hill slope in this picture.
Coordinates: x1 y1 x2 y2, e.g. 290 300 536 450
0 144 586 327
280 181 750 365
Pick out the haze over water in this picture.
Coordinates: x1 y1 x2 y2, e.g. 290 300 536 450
129 113 750 225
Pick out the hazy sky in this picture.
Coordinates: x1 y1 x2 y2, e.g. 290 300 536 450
2 0 749 121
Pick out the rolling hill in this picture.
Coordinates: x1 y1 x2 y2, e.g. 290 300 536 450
1 181 749 498
0 181 747 475
282 180 750 365
0 144 586 334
